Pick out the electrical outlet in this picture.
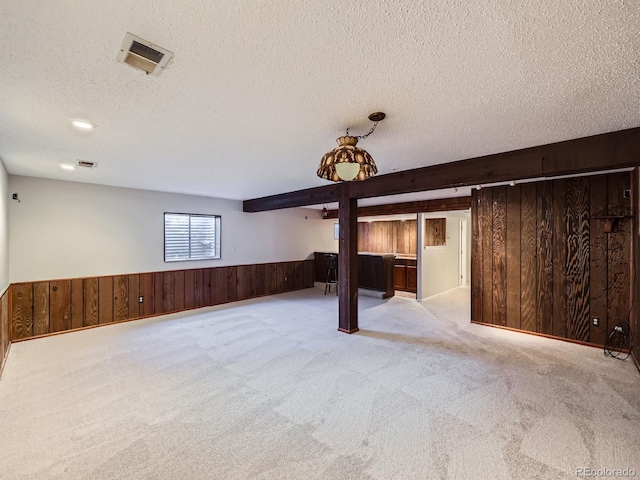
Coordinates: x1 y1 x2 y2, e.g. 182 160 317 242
139 296 143 303
623 189 631 199
284 276 288 282
592 316 599 326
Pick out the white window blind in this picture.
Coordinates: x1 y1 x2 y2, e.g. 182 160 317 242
164 213 221 262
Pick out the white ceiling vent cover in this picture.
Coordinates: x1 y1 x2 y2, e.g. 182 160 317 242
116 33 173 76
75 160 97 169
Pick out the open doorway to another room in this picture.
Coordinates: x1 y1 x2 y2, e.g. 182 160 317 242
417 210 471 305
357 214 418 299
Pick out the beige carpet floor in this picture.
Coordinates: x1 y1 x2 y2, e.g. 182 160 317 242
0 287 639 480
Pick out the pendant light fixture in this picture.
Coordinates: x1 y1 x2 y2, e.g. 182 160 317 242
317 112 385 182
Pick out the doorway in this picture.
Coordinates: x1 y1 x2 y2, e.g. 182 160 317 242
459 219 467 285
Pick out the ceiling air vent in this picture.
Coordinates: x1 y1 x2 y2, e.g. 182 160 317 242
116 33 173 76
75 160 97 169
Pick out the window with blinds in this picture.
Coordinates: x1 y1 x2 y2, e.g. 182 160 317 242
164 213 221 262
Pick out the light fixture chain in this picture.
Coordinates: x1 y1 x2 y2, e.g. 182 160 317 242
357 121 378 140
345 121 378 139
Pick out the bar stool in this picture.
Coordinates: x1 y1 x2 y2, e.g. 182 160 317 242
324 254 338 295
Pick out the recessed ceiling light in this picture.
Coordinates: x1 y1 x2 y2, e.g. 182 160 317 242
70 119 96 130
60 164 76 171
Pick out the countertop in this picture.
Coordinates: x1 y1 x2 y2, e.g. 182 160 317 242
319 251 416 260
359 252 416 260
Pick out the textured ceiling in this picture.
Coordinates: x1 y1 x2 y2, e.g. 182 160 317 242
0 1 638 202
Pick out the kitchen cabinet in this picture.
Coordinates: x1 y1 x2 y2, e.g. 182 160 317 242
394 257 417 293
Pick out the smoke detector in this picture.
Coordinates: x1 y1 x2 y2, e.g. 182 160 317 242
116 33 173 76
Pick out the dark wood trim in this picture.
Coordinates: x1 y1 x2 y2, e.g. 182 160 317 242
471 321 607 350
338 185 359 334
542 129 640 176
351 147 543 200
337 327 360 334
242 127 640 212
243 183 342 213
323 196 471 219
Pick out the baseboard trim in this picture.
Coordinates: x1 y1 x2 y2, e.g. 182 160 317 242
422 286 462 301
338 327 359 334
471 321 607 350
633 351 640 374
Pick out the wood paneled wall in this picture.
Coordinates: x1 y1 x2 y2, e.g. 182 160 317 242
0 287 9 376
471 172 632 346
9 260 315 342
357 220 417 255
424 218 446 246
633 169 640 369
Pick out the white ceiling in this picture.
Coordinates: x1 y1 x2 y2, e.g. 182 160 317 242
1 1 638 202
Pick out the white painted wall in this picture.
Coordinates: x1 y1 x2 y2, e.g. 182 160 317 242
9 176 337 282
418 211 471 300
0 161 9 292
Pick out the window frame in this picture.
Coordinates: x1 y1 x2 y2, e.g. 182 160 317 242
163 212 222 262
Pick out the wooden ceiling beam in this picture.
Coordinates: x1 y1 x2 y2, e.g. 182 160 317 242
348 147 543 200
323 196 472 219
242 127 640 212
243 183 342 212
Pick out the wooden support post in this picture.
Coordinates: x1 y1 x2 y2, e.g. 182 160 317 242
338 183 359 333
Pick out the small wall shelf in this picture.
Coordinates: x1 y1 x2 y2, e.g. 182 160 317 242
592 206 634 233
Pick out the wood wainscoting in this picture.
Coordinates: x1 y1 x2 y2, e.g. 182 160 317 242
9 260 316 342
0 287 9 377
471 171 632 347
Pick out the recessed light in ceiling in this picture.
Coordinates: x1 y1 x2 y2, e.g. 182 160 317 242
70 119 97 130
60 164 76 171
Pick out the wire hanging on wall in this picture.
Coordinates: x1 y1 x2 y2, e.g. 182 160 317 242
604 323 633 360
